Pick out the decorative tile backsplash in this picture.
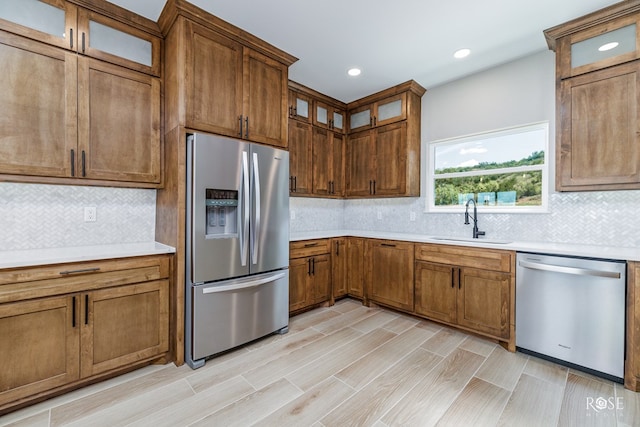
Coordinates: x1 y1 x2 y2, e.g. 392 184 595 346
0 183 156 251
292 190 640 248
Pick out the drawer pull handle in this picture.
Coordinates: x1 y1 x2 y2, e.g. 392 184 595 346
304 243 319 247
59 267 101 275
381 243 396 248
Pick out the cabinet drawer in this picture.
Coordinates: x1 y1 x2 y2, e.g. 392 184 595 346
415 244 513 273
0 255 171 303
290 239 331 258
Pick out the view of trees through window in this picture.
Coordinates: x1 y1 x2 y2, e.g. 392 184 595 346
429 123 548 210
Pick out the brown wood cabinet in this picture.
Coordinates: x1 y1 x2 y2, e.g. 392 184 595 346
331 238 348 301
160 0 296 149
0 255 171 414
288 88 312 124
545 2 640 191
0 1 162 187
414 244 514 347
347 122 407 197
314 101 345 133
289 240 332 313
313 128 345 197
626 261 640 391
365 240 414 312
346 238 366 300
288 81 348 198
345 81 424 198
289 120 313 195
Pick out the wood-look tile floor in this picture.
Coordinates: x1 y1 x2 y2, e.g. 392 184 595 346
2 298 639 427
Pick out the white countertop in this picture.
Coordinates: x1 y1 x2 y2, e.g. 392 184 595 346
0 242 176 269
290 230 640 261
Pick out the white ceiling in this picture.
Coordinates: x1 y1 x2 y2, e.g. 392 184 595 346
109 0 620 103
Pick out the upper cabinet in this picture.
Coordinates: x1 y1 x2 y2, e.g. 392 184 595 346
346 81 425 198
289 88 312 124
314 101 345 133
0 0 161 76
0 0 163 187
545 2 640 191
348 92 407 133
288 81 348 198
159 0 297 149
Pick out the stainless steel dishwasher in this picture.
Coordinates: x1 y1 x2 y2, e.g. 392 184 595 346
516 252 626 382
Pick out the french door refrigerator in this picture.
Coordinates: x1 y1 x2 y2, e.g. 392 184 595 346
185 132 289 369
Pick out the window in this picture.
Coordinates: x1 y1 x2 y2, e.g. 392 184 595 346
427 122 549 212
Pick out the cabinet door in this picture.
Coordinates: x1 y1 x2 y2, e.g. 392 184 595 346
315 101 344 132
374 122 407 196
346 130 375 196
0 31 77 179
289 120 313 195
347 238 365 298
77 9 160 76
77 58 161 184
414 262 457 324
81 280 169 377
289 257 311 312
289 89 311 123
558 62 640 190
311 254 331 304
331 132 345 196
0 295 79 407
332 110 345 133
185 21 244 138
0 0 76 51
374 93 406 127
331 238 348 299
366 240 414 311
349 104 372 132
312 127 331 196
243 48 288 148
457 268 510 339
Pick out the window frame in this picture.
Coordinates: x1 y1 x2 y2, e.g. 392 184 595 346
426 121 550 213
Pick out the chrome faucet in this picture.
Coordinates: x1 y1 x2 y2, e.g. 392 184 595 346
464 198 485 239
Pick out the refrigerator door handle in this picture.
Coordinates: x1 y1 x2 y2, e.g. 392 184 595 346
201 272 286 294
251 152 261 265
240 151 250 266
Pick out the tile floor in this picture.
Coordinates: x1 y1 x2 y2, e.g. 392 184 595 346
1 299 638 426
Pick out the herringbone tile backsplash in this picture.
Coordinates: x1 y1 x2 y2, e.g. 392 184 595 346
291 190 640 248
0 183 155 251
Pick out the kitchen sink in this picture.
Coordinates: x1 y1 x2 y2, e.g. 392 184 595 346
429 236 512 245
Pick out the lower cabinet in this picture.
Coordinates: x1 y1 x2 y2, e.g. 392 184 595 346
346 238 365 300
414 243 514 347
289 239 332 313
365 239 414 311
415 262 511 339
0 255 171 413
331 238 348 300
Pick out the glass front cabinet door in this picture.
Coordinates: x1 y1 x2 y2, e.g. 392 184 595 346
557 14 640 79
0 0 160 76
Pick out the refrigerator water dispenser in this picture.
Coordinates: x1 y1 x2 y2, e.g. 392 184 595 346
205 189 238 237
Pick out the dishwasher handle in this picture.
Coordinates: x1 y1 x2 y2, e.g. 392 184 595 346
518 260 621 279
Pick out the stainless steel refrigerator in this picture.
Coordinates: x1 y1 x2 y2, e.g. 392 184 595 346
185 132 289 369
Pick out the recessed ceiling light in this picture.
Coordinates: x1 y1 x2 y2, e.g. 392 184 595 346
347 68 361 77
599 42 619 52
454 48 471 59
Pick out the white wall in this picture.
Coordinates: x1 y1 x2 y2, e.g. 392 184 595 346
293 50 640 248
